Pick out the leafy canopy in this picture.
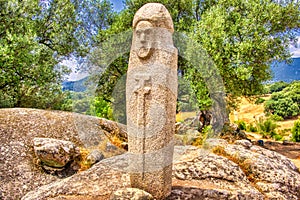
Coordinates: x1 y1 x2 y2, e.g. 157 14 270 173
0 0 80 108
92 0 300 116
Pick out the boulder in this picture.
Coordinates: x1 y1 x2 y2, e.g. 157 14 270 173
234 139 252 149
205 139 300 199
33 137 80 168
22 143 300 200
86 149 104 165
22 154 131 200
0 108 125 199
2 109 300 200
110 188 154 200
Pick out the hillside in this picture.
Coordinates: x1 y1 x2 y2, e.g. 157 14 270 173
62 77 88 92
271 57 300 83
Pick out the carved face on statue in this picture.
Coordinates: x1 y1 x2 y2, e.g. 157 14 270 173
135 21 154 59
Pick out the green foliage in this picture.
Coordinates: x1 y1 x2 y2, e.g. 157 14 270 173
89 0 300 119
177 76 200 112
265 81 300 119
291 119 300 142
0 0 81 109
247 123 257 132
92 97 114 120
273 134 283 141
255 97 265 105
236 120 247 131
192 0 300 105
256 118 277 139
69 92 91 114
269 114 284 121
269 81 289 93
68 92 114 120
75 0 115 46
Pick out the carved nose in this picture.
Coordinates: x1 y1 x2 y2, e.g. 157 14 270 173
140 33 146 43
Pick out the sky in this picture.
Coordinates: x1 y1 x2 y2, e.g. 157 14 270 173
290 36 300 58
111 0 124 12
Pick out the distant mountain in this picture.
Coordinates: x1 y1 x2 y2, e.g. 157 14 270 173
62 77 88 92
271 57 300 83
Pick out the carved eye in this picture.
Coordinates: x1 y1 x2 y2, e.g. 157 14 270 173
144 29 151 35
136 30 142 37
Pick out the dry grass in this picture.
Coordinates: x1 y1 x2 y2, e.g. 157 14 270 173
228 98 300 169
291 159 300 170
229 96 270 124
176 111 197 122
77 147 92 171
229 96 299 134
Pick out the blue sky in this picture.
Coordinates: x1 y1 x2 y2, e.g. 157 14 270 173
111 0 124 12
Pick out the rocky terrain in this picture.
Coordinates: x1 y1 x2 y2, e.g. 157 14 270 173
1 108 300 200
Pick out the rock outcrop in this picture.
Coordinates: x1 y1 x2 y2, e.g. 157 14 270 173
22 142 300 200
33 137 80 168
1 108 300 200
0 108 125 199
110 188 154 200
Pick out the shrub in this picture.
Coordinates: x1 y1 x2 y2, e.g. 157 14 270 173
269 81 288 93
236 120 247 131
273 134 283 141
255 97 265 104
192 125 212 146
256 118 277 139
92 97 114 120
269 114 284 121
264 81 300 119
247 123 257 132
291 120 300 142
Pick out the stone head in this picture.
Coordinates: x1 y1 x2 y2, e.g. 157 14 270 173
132 3 174 59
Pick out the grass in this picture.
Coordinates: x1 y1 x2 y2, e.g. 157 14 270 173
176 111 197 122
229 96 299 139
291 159 300 170
229 96 270 124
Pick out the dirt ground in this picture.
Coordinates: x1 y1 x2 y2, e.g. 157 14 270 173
262 141 300 159
262 141 300 170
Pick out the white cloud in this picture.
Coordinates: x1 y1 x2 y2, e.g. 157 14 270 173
289 36 300 58
61 58 89 81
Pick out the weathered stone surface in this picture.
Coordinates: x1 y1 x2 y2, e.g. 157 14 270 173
206 139 300 199
171 150 264 199
2 108 300 200
0 108 125 199
110 188 154 200
86 149 104 165
234 139 252 149
33 137 80 168
22 144 300 200
22 154 131 200
126 3 177 199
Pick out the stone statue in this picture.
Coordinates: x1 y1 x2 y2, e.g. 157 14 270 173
126 3 178 199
